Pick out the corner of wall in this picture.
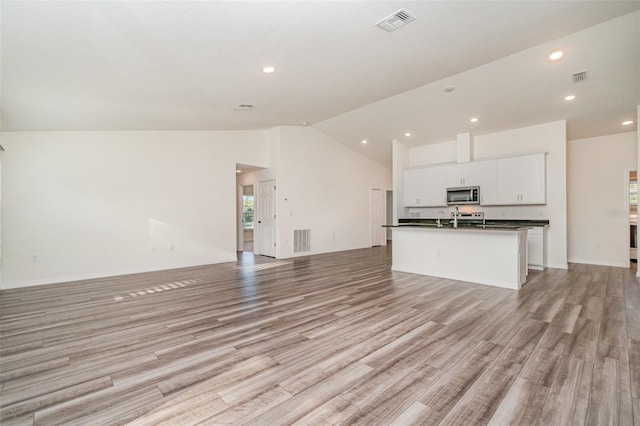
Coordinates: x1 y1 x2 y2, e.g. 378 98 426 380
636 103 639 277
392 140 410 225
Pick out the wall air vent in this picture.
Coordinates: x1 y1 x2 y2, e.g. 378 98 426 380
293 229 311 253
235 104 255 110
375 9 416 32
572 71 588 83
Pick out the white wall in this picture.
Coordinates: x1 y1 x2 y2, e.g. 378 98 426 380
402 120 568 269
567 132 637 266
239 126 392 259
1 130 272 288
277 126 391 257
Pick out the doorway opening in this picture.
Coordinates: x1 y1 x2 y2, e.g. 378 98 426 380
628 170 637 264
242 185 255 253
235 163 265 255
371 188 382 247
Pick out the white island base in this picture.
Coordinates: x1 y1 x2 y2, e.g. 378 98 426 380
392 226 528 290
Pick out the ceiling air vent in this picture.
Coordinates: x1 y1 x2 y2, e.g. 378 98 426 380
572 71 588 83
234 104 255 110
375 9 416 32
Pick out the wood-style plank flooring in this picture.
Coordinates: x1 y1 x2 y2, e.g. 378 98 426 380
1 245 638 425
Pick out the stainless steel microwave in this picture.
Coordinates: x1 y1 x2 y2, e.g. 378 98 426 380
446 186 480 205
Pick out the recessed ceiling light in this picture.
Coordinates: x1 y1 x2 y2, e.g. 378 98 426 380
622 120 635 126
549 50 564 61
236 169 242 173
404 132 412 137
361 139 368 144
564 95 576 101
262 66 276 73
302 121 309 126
444 86 455 93
469 117 479 123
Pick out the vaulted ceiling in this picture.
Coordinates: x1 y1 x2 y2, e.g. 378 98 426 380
2 1 639 168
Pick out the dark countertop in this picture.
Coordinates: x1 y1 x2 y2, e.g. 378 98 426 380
398 218 550 227
388 223 532 231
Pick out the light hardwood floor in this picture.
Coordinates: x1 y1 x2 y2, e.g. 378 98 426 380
1 246 638 425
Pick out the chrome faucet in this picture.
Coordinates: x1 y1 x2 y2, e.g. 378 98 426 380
453 206 459 228
437 211 445 228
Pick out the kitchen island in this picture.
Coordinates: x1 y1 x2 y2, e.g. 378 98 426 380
391 224 529 290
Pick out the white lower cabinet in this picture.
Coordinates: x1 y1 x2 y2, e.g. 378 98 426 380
527 226 546 270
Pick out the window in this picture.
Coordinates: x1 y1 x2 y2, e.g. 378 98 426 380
630 180 637 205
243 195 254 230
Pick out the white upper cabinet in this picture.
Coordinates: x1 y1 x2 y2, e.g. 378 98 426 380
519 154 546 203
496 153 546 205
403 166 447 207
446 162 479 188
496 157 521 204
429 166 448 206
404 153 545 208
403 167 430 207
478 160 498 205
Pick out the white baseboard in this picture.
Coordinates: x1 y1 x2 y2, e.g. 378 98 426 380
546 263 569 270
568 258 628 268
0 257 237 290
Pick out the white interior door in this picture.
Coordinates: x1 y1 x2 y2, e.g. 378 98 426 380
257 180 277 257
386 190 393 241
371 188 382 247
237 185 243 252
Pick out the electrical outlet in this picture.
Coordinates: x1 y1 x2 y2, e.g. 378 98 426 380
168 243 175 251
31 255 40 263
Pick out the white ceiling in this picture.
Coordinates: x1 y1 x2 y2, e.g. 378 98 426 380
2 1 639 169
